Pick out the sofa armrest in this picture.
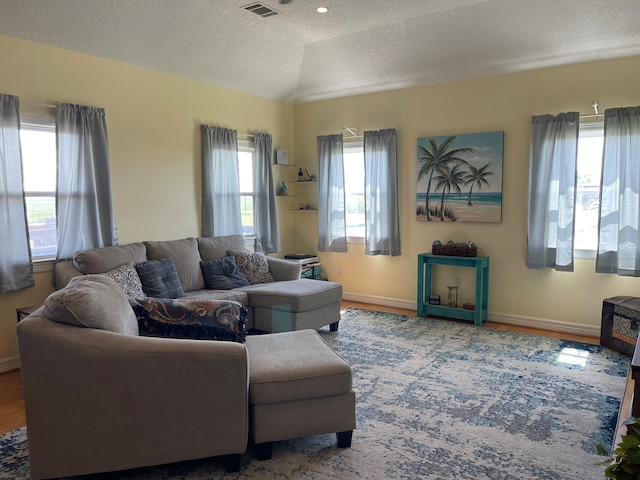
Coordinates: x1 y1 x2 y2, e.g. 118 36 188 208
53 260 83 289
17 315 249 479
267 256 301 281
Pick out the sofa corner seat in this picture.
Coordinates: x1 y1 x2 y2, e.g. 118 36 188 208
17 311 249 479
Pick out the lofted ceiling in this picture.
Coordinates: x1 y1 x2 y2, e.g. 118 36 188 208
0 0 639 104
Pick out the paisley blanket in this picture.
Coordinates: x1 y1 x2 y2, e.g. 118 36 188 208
129 297 247 343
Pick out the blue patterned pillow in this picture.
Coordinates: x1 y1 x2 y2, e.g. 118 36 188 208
134 257 184 299
129 297 247 343
200 256 250 290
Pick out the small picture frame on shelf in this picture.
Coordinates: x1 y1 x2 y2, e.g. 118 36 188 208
276 150 288 165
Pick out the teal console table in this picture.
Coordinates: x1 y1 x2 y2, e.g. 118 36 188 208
417 253 489 326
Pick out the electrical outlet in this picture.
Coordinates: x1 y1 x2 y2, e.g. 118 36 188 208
338 266 344 276
455 277 461 288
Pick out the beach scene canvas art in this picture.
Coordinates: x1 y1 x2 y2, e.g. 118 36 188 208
417 131 503 223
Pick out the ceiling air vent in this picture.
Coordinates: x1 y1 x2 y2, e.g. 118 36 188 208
243 3 279 18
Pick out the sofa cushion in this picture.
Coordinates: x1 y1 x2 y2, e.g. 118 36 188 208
144 238 205 292
227 250 275 285
73 242 147 274
246 329 352 404
242 280 343 312
130 297 247 343
198 235 247 261
101 262 146 298
200 256 250 290
135 258 185 299
42 275 139 336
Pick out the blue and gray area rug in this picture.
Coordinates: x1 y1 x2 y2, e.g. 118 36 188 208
0 308 629 479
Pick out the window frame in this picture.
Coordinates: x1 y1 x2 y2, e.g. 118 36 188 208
574 119 604 260
343 140 365 244
237 139 256 240
20 112 57 269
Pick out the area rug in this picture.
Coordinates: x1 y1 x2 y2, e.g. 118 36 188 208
0 308 628 479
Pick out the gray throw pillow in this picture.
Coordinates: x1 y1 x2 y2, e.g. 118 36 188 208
42 275 139 336
200 256 250 290
226 249 275 284
135 257 185 298
102 262 146 298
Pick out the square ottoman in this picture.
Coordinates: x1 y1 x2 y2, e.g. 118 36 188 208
242 279 343 333
245 329 356 460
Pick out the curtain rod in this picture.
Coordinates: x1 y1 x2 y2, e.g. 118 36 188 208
580 113 604 118
22 102 55 109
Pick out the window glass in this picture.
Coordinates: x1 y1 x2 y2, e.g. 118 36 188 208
343 141 365 239
575 120 604 255
238 144 255 236
20 116 57 259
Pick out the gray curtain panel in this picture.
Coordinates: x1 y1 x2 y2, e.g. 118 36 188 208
596 106 640 276
317 134 347 253
364 129 401 256
527 112 579 271
201 125 243 237
55 103 118 260
253 133 280 254
0 93 35 293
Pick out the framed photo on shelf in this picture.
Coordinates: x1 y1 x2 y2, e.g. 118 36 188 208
276 150 288 165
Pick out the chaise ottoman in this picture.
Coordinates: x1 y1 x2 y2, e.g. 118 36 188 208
245 329 356 460
242 279 343 333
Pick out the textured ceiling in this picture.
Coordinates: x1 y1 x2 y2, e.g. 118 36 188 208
0 0 639 103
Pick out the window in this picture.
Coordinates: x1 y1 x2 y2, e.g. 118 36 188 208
20 113 57 260
343 141 365 240
574 120 604 256
238 140 255 237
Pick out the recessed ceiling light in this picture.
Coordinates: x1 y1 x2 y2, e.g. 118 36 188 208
316 6 328 13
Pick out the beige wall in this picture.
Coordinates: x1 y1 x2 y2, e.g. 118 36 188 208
0 35 294 365
1 32 639 366
292 55 640 331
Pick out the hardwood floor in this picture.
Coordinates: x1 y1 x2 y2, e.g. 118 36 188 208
0 368 26 435
1 300 629 444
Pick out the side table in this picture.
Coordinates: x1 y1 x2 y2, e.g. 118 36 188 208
16 305 40 323
417 253 489 326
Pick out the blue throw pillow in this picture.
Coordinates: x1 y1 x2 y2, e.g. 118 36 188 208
200 256 250 290
135 257 185 298
129 297 247 343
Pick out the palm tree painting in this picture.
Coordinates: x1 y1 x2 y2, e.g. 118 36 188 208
417 131 503 223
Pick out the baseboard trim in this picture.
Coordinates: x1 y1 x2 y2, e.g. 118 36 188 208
0 356 20 374
343 292 601 338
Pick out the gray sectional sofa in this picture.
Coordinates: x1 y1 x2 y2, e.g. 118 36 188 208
17 275 355 478
53 235 343 332
16 235 354 478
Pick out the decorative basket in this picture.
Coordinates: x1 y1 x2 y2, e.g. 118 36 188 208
432 241 477 257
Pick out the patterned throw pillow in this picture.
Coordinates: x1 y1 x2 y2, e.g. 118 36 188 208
226 249 275 284
102 262 146 298
200 256 250 290
129 297 247 343
134 257 185 298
